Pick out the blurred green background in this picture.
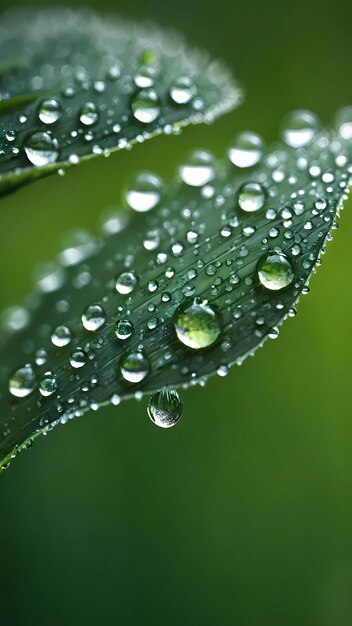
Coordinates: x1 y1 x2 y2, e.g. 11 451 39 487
0 0 352 624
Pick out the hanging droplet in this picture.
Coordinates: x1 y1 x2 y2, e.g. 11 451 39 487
9 364 36 398
281 110 320 148
238 182 266 212
51 325 72 347
24 131 58 166
82 304 106 331
174 298 222 349
115 271 138 295
39 373 57 397
115 319 134 340
79 102 99 126
147 389 183 428
125 172 163 212
169 76 196 104
179 150 215 186
228 131 265 168
132 88 160 123
119 351 150 383
334 106 352 141
38 98 61 124
257 252 294 290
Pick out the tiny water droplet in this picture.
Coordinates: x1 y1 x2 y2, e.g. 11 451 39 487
82 304 106 331
228 131 265 168
179 150 215 186
174 299 222 349
125 172 163 212
132 89 160 123
24 131 58 166
334 106 352 141
238 182 266 212
9 364 36 398
257 252 294 290
147 389 182 428
119 351 150 383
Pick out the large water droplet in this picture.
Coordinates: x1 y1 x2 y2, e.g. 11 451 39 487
334 106 352 141
24 131 58 166
119 351 150 383
70 350 86 369
179 150 215 186
51 325 72 347
257 252 294 290
281 110 320 148
38 98 61 124
125 172 163 212
132 89 160 123
9 364 36 398
174 298 222 349
228 131 265 168
147 389 183 428
115 271 138 295
79 102 99 126
169 76 196 104
82 304 106 331
238 182 266 212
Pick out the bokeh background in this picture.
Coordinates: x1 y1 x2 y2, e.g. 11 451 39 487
0 0 352 624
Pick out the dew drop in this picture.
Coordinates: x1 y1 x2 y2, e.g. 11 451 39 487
132 89 160 123
115 271 138 295
24 131 58 166
9 364 36 398
79 102 99 126
147 389 183 428
257 252 294 291
334 106 352 141
169 76 196 104
51 325 72 347
39 374 57 397
119 351 150 383
115 319 134 340
174 298 222 350
38 98 61 124
281 110 320 148
82 304 106 331
125 172 163 212
228 131 265 168
179 150 215 186
70 350 86 369
238 182 266 212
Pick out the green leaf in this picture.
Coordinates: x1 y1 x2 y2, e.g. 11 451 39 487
0 112 350 469
0 7 242 196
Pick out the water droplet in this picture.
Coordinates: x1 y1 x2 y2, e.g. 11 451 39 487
38 98 61 124
257 252 294 290
334 106 352 140
9 364 36 398
39 374 57 397
115 271 138 295
169 76 196 104
147 389 183 428
238 182 266 212
179 150 215 186
79 102 99 126
281 110 320 148
119 351 150 383
174 299 222 349
70 350 86 368
24 131 58 166
82 304 106 331
228 131 265 168
132 89 160 123
51 325 72 347
115 319 134 340
125 172 162 212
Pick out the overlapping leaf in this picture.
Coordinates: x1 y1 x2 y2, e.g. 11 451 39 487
0 116 350 468
0 8 242 195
